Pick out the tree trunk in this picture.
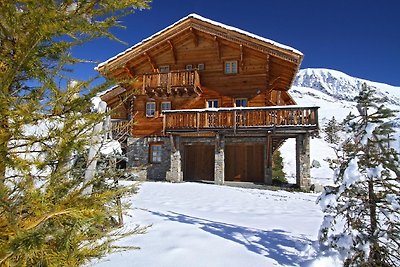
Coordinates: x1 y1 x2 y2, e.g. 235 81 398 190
368 179 379 263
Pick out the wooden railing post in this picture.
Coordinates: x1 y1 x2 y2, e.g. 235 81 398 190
233 110 237 134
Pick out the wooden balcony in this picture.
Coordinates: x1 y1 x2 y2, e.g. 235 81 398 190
162 106 319 134
143 69 202 97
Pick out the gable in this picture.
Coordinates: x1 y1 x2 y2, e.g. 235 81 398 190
97 14 302 105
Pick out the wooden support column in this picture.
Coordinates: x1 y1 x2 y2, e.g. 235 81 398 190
144 52 157 72
167 40 177 64
214 36 221 61
264 135 273 185
214 134 225 185
166 135 183 183
190 27 198 47
296 134 311 190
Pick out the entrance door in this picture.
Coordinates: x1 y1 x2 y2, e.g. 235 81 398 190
225 144 264 183
184 144 214 181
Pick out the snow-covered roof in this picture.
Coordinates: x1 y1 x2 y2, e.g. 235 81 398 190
96 13 302 70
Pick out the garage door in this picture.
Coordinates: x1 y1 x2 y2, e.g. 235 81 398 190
225 144 264 183
184 144 215 181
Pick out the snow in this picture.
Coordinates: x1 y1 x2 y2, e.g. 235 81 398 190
100 140 122 155
96 14 302 70
92 182 339 267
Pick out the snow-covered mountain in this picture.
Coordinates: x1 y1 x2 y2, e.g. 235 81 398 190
282 68 400 186
294 68 400 105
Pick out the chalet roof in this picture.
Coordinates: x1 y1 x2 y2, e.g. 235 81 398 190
96 13 303 72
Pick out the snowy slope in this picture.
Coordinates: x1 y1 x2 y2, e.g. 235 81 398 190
282 68 400 185
92 182 340 267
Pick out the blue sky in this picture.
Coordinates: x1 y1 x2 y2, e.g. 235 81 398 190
72 0 400 86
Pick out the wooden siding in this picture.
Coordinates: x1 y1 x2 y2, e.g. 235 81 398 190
100 20 306 137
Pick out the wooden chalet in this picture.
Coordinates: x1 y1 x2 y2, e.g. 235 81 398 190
96 14 319 189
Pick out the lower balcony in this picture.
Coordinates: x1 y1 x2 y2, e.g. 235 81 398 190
162 106 319 134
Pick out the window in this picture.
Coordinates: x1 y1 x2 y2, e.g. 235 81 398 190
159 65 170 73
146 102 156 117
207 99 219 108
225 60 238 74
160 101 171 115
235 98 248 107
149 144 162 163
185 64 193 70
197 63 205 71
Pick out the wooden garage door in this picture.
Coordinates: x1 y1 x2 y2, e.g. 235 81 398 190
225 144 264 183
184 145 214 181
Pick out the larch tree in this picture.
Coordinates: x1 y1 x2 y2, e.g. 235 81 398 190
318 83 400 266
0 0 150 266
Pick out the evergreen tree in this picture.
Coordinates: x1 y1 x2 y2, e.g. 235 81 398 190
323 116 342 145
272 150 287 184
318 83 400 266
0 0 150 265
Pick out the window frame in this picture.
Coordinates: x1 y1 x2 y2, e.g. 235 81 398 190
234 98 248 107
149 143 162 163
158 65 170 73
197 63 205 71
224 60 238 74
146 101 156 117
185 64 193 70
160 101 171 116
206 99 219 108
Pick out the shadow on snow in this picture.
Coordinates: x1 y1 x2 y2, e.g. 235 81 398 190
148 210 316 266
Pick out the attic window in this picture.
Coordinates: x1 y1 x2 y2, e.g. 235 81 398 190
159 65 170 73
185 64 193 70
197 63 205 71
225 61 238 74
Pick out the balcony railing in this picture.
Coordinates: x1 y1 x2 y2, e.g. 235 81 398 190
162 106 319 133
142 69 201 96
111 119 134 137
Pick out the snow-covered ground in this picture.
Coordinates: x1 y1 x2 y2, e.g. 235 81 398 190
92 182 340 267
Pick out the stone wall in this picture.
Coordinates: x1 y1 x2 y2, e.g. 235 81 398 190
127 136 171 180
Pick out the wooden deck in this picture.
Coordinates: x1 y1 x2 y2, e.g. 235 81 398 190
162 106 319 134
142 69 202 97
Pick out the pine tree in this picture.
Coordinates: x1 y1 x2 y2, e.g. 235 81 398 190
272 150 287 184
323 116 342 145
0 1 150 265
318 83 400 267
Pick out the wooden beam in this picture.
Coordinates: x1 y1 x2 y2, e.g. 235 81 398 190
240 44 245 70
214 36 221 61
190 27 198 47
124 63 134 78
269 76 281 90
167 40 177 64
144 52 157 71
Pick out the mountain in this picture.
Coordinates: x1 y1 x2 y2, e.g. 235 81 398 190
281 68 400 186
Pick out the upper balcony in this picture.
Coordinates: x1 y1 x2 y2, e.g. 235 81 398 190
142 69 202 97
162 106 319 135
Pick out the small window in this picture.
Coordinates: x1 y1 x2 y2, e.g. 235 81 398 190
197 63 205 71
235 98 247 107
149 144 162 163
207 99 219 108
225 60 238 74
159 65 170 73
146 102 156 117
160 101 171 114
185 64 193 70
